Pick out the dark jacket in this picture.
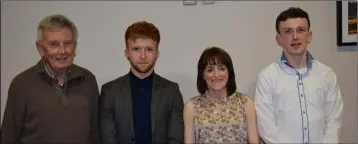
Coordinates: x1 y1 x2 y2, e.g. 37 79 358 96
99 72 184 144
1 59 100 144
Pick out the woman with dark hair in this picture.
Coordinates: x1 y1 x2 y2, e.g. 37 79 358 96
183 47 260 143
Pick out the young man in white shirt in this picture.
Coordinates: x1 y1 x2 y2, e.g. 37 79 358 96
254 7 344 144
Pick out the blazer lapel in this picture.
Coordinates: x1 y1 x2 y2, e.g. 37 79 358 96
151 74 162 133
121 74 135 139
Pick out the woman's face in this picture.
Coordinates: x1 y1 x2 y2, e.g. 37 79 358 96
203 63 228 92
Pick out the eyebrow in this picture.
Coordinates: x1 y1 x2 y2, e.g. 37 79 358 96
283 26 307 30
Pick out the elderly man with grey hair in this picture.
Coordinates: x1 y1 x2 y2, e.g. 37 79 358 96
1 14 99 144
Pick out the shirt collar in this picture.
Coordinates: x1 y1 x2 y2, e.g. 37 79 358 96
129 69 154 81
280 51 314 69
36 58 84 81
43 60 69 80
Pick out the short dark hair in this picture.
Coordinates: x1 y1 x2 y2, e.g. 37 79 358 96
125 21 160 48
197 47 236 96
275 7 310 34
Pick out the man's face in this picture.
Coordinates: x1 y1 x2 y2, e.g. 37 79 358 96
36 27 76 72
276 18 312 56
125 38 159 75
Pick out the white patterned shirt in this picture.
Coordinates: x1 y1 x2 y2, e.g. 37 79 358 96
255 52 344 143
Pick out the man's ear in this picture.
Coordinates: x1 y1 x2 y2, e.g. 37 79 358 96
124 48 129 60
307 31 312 44
36 40 45 57
275 34 283 47
156 50 159 59
155 44 159 59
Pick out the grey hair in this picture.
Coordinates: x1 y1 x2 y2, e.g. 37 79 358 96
37 14 78 42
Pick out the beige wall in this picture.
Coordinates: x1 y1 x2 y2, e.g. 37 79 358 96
1 1 357 143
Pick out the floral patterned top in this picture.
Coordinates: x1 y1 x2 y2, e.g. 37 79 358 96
189 92 249 143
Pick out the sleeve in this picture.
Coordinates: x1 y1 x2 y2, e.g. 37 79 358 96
167 83 184 144
254 72 292 143
1 76 27 144
98 84 118 144
322 70 343 143
90 75 100 144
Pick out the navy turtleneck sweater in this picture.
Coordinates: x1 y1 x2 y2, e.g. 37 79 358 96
129 71 153 144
